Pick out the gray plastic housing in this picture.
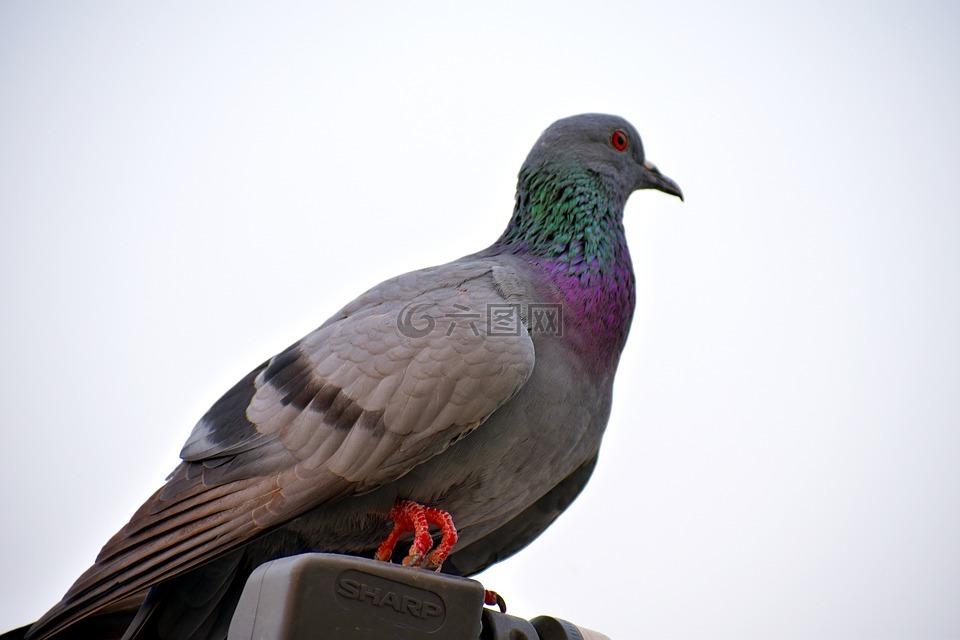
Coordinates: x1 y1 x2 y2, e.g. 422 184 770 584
227 553 608 640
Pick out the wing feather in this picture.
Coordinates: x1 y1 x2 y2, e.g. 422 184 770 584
28 259 536 640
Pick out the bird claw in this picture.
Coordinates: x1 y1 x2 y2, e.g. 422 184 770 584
484 589 507 613
375 499 458 570
374 500 506 612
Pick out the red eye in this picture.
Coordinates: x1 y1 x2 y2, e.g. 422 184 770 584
611 129 628 151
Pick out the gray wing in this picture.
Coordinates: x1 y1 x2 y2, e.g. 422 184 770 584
29 260 535 639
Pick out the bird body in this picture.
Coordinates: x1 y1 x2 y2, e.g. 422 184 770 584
16 114 681 640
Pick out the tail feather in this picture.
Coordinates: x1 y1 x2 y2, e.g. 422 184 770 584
26 479 269 640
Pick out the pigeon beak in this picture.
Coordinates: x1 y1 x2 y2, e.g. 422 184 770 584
639 160 684 201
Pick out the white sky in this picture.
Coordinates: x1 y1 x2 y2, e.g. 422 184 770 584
2 2 959 638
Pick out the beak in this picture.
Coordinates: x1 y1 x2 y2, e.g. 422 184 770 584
640 160 683 201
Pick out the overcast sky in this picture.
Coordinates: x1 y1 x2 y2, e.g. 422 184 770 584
2 2 959 638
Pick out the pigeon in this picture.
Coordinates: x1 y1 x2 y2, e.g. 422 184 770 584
16 113 682 640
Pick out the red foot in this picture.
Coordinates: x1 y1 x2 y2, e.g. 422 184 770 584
484 589 507 613
374 499 459 570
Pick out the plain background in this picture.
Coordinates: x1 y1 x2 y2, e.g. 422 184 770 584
2 2 958 638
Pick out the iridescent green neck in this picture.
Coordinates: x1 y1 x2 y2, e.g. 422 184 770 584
490 161 636 369
493 162 629 270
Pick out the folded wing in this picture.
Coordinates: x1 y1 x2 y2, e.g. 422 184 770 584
29 260 535 639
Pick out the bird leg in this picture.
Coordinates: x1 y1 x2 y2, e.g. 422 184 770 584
376 500 506 610
375 499 459 570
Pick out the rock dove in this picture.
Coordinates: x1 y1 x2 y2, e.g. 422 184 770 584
18 113 682 640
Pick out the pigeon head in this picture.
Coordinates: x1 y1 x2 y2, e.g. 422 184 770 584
496 113 681 260
522 113 683 203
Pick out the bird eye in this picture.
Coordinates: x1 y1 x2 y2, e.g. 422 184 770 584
611 129 628 151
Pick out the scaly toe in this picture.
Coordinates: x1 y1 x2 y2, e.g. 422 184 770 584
484 589 507 613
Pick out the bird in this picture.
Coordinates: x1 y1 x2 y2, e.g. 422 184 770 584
12 113 682 640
